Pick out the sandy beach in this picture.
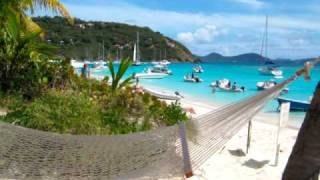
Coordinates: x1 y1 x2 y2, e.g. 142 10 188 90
177 97 299 180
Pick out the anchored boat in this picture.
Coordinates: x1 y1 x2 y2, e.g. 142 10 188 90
134 68 168 79
258 16 283 77
277 97 310 111
211 79 245 93
193 65 204 73
150 64 172 74
184 73 203 83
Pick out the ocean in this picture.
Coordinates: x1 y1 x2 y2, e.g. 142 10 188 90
92 62 320 126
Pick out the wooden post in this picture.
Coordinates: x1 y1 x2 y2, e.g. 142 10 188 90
246 120 252 154
274 102 290 166
179 122 193 178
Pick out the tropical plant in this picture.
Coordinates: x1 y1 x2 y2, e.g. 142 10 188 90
0 0 72 34
161 102 188 126
0 14 59 96
107 59 134 94
3 89 108 135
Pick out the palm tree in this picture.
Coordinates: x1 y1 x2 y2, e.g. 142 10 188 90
282 81 320 180
0 0 72 33
107 59 134 94
0 11 59 94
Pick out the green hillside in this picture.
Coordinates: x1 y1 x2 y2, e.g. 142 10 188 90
33 16 195 62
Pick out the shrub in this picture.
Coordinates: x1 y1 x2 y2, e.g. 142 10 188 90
161 102 188 126
3 89 108 135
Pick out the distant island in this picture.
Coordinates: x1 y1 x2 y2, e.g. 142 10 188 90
33 16 196 62
197 52 318 66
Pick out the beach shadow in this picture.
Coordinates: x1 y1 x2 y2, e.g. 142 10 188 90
228 149 246 157
242 159 270 169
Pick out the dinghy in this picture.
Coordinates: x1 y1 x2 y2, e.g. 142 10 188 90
256 80 277 90
257 80 289 94
211 79 245 93
193 65 204 73
277 97 310 111
184 74 203 83
134 68 168 79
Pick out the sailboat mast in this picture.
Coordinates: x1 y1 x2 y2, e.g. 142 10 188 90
133 43 137 62
260 15 268 62
265 15 268 60
102 40 105 61
136 32 140 62
164 48 167 60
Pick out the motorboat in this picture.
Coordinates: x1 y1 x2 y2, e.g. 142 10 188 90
277 97 310 111
256 80 277 90
193 65 204 73
184 74 203 83
211 79 245 93
256 80 289 94
210 79 230 88
134 68 168 79
150 64 172 75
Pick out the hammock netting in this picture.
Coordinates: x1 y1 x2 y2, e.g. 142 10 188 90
0 59 317 179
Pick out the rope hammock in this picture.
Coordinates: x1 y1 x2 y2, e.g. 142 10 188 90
0 59 319 179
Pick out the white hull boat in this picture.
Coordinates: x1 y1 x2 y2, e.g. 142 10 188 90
159 60 171 66
150 65 172 74
135 70 168 79
135 73 167 79
256 81 277 90
193 65 204 73
258 67 283 77
184 76 203 83
211 79 245 93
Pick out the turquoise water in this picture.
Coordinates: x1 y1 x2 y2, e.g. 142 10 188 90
92 63 320 125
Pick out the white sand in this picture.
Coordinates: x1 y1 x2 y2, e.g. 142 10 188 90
177 98 299 180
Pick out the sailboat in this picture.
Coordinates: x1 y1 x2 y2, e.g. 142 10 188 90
258 16 283 77
159 48 171 66
133 32 141 66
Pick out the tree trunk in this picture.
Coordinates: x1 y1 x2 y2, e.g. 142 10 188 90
282 81 320 180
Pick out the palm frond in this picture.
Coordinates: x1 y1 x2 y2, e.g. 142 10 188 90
28 0 73 23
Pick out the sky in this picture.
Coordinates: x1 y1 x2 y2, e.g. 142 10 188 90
39 0 320 59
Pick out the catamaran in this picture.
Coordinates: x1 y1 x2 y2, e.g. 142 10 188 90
132 32 141 66
258 16 283 77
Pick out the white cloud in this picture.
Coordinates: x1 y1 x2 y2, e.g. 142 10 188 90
59 1 320 58
177 25 221 44
230 0 265 9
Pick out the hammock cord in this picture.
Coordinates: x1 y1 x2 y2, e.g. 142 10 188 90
0 58 318 179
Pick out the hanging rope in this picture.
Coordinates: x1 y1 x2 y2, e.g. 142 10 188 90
0 58 318 179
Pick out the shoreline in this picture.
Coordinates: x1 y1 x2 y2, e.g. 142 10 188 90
141 83 303 129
